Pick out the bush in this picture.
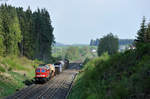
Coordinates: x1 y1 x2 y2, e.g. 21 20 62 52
69 44 150 99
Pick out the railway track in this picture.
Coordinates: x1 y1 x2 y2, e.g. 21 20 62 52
6 63 80 99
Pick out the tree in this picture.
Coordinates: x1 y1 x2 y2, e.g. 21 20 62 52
146 23 150 42
97 33 118 56
95 39 99 46
65 47 80 61
40 9 54 62
16 7 25 56
90 39 100 46
23 7 34 58
0 8 5 56
32 8 54 62
0 4 54 61
16 7 34 58
0 4 22 55
135 16 147 44
90 39 94 46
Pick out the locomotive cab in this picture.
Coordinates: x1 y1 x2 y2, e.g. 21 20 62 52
35 64 55 83
35 65 50 82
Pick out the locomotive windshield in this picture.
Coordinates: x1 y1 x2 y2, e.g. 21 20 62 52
41 69 46 72
36 69 40 72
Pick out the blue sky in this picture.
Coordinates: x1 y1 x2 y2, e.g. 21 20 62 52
1 0 150 44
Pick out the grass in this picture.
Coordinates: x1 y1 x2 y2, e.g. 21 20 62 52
0 56 43 98
0 81 16 98
0 66 5 72
0 71 25 98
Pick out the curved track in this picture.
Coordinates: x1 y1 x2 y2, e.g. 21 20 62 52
6 63 80 99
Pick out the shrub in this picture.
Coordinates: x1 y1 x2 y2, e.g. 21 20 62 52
69 44 150 99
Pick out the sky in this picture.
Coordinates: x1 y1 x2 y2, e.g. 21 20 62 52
0 0 150 44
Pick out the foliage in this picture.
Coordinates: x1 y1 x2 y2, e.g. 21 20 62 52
135 16 146 44
69 18 150 99
65 46 80 61
97 33 119 56
135 16 150 47
52 46 97 62
0 4 22 55
69 44 150 99
83 57 90 65
0 56 43 98
0 66 5 72
32 8 54 62
0 71 29 98
0 4 54 62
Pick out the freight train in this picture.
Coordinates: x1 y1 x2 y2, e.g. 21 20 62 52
35 59 69 83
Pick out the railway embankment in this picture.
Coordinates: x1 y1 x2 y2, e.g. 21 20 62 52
0 56 42 98
6 63 80 99
68 45 150 99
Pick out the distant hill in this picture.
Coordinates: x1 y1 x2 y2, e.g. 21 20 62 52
54 42 89 47
90 39 134 46
54 42 66 47
68 44 88 46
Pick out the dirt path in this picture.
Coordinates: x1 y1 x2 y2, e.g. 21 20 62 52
6 63 80 99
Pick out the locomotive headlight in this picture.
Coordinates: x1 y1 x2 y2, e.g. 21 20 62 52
36 75 45 77
42 75 45 77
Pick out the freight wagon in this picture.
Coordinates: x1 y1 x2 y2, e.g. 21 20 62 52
54 59 69 74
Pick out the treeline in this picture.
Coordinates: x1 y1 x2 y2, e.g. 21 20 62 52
90 39 99 46
0 4 54 62
64 46 96 61
52 46 97 62
90 38 134 46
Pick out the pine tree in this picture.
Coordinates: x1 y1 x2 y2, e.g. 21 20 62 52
0 4 54 61
0 4 22 55
40 9 54 61
32 9 42 59
16 7 26 56
24 7 34 58
32 8 54 62
0 10 5 56
135 16 147 44
146 23 150 42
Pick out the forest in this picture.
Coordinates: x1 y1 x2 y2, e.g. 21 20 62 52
0 4 54 62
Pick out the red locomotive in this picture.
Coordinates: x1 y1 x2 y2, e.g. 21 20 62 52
35 59 69 83
35 64 55 82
